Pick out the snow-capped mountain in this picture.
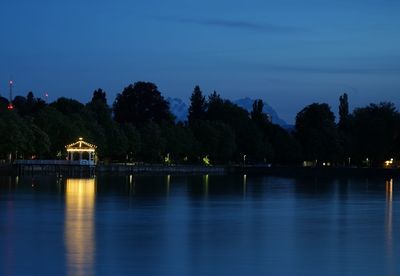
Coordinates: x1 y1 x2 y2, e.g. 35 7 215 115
233 97 287 126
168 97 289 128
167 98 188 122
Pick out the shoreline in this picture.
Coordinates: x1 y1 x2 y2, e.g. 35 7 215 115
2 163 400 177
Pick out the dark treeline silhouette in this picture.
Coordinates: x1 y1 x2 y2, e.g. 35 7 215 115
0 81 399 167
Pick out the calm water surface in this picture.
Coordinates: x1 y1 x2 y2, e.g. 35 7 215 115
0 174 399 275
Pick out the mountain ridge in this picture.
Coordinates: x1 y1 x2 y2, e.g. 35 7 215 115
167 97 288 127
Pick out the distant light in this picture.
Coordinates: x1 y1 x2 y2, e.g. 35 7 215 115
79 137 83 141
7 103 14 110
9 80 13 85
202 156 211 166
164 153 171 165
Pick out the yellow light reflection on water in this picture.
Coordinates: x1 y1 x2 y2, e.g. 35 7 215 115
203 174 209 197
65 178 96 276
385 178 393 270
166 174 171 196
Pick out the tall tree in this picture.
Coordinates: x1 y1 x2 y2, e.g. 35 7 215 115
338 93 353 164
251 99 271 127
87 89 112 124
139 121 165 162
33 106 89 157
338 93 350 130
191 120 236 163
161 123 197 162
352 102 400 165
91 88 107 104
188 85 207 124
123 123 141 161
295 103 340 162
206 91 224 121
113 82 174 125
50 97 85 115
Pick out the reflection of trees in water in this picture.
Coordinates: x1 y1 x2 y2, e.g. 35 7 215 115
294 176 337 196
65 178 96 276
185 174 258 199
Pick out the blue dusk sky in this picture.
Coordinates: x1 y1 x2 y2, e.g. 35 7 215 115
1 0 400 123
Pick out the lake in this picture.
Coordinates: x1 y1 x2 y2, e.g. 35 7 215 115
0 174 399 275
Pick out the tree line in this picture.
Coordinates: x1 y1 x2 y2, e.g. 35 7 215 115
0 81 399 167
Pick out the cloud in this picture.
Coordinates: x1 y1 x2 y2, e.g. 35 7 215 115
156 16 304 34
250 57 400 75
264 64 400 74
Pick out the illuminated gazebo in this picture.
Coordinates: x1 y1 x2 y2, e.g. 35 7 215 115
65 138 97 165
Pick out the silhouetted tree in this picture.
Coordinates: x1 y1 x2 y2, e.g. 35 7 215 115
251 99 271 127
267 124 302 163
352 102 400 165
338 93 353 164
139 121 165 162
33 107 82 157
0 109 34 160
86 89 112 125
123 123 141 161
13 92 46 116
0 96 8 109
50 97 85 115
27 121 51 157
295 103 340 163
188 85 207 124
106 122 129 160
206 91 224 121
91 88 107 104
113 82 174 125
161 123 197 162
191 120 236 163
4 82 400 167
13 96 28 116
338 93 350 130
26 92 35 111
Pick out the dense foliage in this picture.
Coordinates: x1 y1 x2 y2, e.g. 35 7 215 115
1 83 399 167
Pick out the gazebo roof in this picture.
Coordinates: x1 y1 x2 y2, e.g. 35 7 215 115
65 138 97 152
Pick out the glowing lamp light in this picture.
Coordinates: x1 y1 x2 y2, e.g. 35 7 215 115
384 158 394 167
7 103 14 110
164 153 171 165
202 155 211 166
9 80 13 85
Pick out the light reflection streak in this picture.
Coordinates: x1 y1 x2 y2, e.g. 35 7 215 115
203 174 209 197
166 174 171 196
65 178 96 276
243 174 247 198
129 174 135 196
385 178 393 271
